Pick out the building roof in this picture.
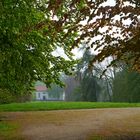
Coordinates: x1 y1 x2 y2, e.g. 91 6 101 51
35 85 47 92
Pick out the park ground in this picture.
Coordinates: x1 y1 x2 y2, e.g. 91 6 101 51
0 102 140 140
0 107 140 140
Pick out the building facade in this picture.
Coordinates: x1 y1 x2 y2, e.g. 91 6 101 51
35 85 48 101
34 81 65 101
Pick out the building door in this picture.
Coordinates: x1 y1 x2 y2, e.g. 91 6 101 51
43 95 46 100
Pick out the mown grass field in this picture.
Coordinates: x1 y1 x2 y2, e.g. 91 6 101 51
0 101 140 112
0 121 20 140
0 102 140 140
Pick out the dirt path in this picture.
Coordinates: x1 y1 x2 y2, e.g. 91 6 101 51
1 108 140 140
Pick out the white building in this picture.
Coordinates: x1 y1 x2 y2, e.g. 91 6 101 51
35 85 48 101
34 82 65 101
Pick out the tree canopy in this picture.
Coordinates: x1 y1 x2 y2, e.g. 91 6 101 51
113 66 140 102
0 0 80 93
0 0 140 94
73 49 101 101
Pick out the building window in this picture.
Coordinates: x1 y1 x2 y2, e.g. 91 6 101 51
38 93 40 98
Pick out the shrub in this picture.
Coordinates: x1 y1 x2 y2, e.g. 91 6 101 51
0 89 15 104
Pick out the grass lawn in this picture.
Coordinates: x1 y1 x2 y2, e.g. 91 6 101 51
0 121 20 140
0 102 139 140
0 101 140 112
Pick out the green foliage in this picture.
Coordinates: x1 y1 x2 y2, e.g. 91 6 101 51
0 89 15 104
47 84 64 99
74 49 101 101
0 89 32 104
0 0 140 97
0 101 139 112
113 67 140 102
64 75 80 101
80 74 100 101
70 86 83 101
0 0 78 94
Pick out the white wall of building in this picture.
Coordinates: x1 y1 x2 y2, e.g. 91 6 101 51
36 92 48 100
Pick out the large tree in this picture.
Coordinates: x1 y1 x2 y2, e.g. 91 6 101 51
0 0 140 94
74 49 101 101
112 66 140 102
0 0 82 94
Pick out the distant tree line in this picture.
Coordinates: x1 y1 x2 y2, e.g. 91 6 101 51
64 48 140 103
